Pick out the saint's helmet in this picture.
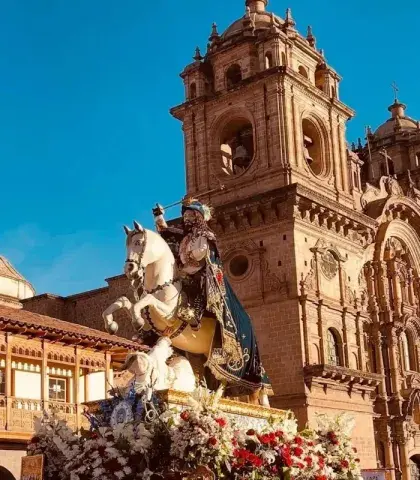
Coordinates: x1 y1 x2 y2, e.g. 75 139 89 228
181 197 212 221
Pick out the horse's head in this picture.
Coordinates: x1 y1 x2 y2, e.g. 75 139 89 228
123 220 174 281
124 221 147 280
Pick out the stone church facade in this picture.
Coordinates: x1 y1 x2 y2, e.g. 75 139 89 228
20 1 420 478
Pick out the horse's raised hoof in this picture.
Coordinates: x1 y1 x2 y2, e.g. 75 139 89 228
107 321 119 335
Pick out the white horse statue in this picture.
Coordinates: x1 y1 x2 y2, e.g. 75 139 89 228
103 222 217 355
122 337 196 397
103 221 268 405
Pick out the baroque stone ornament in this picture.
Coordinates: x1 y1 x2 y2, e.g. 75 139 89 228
320 250 338 280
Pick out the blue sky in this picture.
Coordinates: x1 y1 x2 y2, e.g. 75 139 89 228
1 0 419 296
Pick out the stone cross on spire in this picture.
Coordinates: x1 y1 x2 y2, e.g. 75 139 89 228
391 81 399 102
380 148 392 176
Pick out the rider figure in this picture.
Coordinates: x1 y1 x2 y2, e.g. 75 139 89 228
153 197 215 331
149 197 272 397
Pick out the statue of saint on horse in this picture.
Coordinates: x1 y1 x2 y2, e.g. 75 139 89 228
103 197 272 403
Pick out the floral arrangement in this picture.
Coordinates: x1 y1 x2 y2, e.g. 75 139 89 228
26 386 362 480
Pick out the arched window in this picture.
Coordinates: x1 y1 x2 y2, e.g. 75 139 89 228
265 52 273 69
189 82 197 100
302 118 325 176
220 118 254 176
327 329 341 366
226 64 242 88
298 65 309 79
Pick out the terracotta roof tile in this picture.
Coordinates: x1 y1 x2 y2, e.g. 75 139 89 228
0 305 143 350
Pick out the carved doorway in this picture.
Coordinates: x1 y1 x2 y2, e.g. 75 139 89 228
410 455 420 480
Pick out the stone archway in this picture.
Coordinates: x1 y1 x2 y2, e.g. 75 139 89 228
0 466 17 480
410 455 420 480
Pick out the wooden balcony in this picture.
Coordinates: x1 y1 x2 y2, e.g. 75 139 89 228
0 395 88 441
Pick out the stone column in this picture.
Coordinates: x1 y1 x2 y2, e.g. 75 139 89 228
398 440 410 480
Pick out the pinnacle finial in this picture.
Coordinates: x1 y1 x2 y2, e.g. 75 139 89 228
193 47 203 62
306 25 316 47
284 7 296 28
209 22 220 43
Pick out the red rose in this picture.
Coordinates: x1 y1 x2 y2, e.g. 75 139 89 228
216 271 224 284
297 462 305 469
260 434 272 444
341 460 349 469
275 430 284 438
180 411 190 421
294 436 304 446
215 417 227 427
282 446 293 467
305 456 313 466
293 446 304 457
307 441 314 447
208 437 218 446
316 476 327 480
318 457 325 468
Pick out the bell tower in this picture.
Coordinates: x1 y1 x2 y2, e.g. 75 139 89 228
170 2 381 466
170 0 355 208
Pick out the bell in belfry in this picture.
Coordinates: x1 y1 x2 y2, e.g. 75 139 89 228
232 134 250 173
303 134 314 164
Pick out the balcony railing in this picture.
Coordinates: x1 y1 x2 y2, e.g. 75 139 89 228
0 395 88 436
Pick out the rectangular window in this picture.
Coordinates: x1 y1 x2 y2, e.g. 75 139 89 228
49 377 67 403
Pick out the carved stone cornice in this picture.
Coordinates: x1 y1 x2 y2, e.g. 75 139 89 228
304 364 383 392
209 184 378 245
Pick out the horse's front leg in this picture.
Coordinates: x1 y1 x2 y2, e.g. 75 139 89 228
132 294 176 321
103 296 133 335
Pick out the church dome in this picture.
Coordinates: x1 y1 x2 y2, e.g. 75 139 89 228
0 256 35 308
222 11 283 40
374 100 418 138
